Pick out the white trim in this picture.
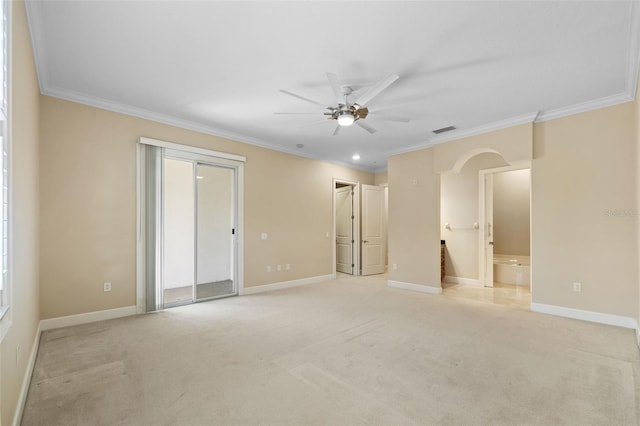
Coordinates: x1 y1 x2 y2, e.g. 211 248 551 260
240 274 333 295
530 303 638 329
534 93 633 123
626 0 640 100
1 0 12 344
636 327 640 350
387 280 442 295
39 306 137 331
235 162 245 296
12 322 41 426
138 137 246 163
443 276 482 286
135 143 144 314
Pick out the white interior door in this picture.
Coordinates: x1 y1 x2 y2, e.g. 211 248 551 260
484 174 494 287
335 185 353 274
361 184 385 275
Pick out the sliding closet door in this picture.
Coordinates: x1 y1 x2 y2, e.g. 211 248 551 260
195 163 236 299
162 158 196 306
139 139 243 312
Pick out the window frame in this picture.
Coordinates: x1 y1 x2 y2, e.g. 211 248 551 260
0 0 11 340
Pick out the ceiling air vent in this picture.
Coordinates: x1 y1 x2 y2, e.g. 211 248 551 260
432 125 456 134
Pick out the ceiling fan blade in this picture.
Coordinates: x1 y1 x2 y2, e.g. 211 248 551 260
369 113 411 123
274 112 321 115
326 72 344 104
279 89 327 108
353 74 399 107
356 120 377 134
333 125 341 136
300 118 332 129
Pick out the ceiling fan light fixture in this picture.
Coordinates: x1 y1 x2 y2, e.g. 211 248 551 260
337 112 355 127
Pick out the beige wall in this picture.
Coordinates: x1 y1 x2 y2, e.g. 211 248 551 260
390 102 638 320
388 149 440 288
1 1 40 424
433 123 533 173
39 96 374 319
532 103 638 317
493 168 530 256
636 79 640 336
440 153 507 280
374 171 388 186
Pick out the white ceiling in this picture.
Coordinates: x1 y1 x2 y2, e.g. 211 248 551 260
26 1 640 172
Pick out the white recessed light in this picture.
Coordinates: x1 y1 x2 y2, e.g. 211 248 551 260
352 154 360 160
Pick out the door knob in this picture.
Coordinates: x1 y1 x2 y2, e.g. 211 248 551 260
363 240 369 243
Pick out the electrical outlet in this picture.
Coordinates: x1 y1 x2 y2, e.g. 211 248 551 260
277 264 281 271
261 233 268 240
573 282 581 292
286 264 290 270
103 282 112 292
266 265 271 273
393 263 398 270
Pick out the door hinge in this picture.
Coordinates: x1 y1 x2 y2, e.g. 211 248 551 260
232 228 235 235
351 264 354 267
351 215 354 219
351 240 354 243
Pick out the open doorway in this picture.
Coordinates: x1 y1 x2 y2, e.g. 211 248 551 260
440 153 531 308
478 165 531 306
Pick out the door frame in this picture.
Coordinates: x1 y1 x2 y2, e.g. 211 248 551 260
332 178 360 277
162 153 239 307
136 137 245 313
478 161 531 288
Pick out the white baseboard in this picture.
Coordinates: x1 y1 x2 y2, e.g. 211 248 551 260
530 303 638 329
387 280 442 295
40 306 138 331
12 321 41 426
241 274 334 295
443 276 482 286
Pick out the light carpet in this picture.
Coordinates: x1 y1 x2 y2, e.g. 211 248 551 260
21 274 640 425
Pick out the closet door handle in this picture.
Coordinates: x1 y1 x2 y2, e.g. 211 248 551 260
363 240 369 243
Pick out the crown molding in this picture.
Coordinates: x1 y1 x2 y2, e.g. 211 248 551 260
534 92 633 123
382 112 539 159
625 0 640 100
428 112 539 145
41 86 377 173
42 86 292 152
24 1 48 91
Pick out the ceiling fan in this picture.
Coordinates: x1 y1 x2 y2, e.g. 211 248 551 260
276 72 405 135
